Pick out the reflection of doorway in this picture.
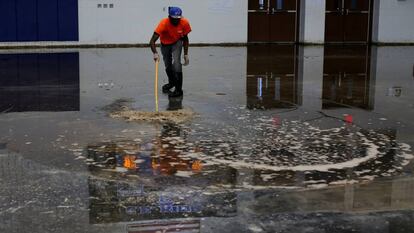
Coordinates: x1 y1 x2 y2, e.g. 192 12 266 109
248 0 300 42
322 46 374 109
325 0 373 43
246 45 301 109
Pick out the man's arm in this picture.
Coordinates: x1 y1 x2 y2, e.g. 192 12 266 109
150 33 160 61
149 33 160 54
182 35 189 55
182 35 190 66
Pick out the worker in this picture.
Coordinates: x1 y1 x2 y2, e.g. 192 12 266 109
150 6 192 98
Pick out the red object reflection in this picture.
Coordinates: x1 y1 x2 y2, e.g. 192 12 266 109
344 114 353 123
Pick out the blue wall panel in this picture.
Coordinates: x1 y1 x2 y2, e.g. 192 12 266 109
58 0 79 41
0 0 78 42
0 1 17 42
16 0 38 41
38 0 59 41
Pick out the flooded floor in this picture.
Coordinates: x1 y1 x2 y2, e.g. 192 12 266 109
1 45 414 233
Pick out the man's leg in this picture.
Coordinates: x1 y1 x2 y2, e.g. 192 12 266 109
161 44 175 93
169 41 183 97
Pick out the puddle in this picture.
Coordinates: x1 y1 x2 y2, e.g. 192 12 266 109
1 46 414 232
84 108 414 189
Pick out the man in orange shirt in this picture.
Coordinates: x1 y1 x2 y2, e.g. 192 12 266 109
150 7 192 98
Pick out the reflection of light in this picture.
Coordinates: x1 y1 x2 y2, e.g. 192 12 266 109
257 77 263 98
192 160 202 171
259 0 264 9
275 77 281 101
123 155 137 170
277 0 283 10
344 114 353 124
151 158 159 169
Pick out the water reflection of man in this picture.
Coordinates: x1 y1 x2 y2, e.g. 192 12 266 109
123 155 137 170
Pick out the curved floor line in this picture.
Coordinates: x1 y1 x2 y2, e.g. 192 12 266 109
185 139 381 172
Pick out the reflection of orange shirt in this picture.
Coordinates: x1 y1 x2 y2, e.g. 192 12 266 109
155 18 192 45
123 155 137 170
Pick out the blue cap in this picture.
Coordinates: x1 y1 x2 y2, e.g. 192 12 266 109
168 6 182 19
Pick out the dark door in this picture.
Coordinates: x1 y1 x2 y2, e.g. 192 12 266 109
246 45 301 109
269 0 298 42
322 46 373 109
248 0 271 42
248 0 300 43
343 0 371 42
325 0 372 43
325 0 344 42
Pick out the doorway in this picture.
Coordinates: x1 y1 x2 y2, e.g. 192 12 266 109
325 0 373 43
248 0 300 43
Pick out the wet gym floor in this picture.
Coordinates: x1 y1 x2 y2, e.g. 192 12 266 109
1 45 414 233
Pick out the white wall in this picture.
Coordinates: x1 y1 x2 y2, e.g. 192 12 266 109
299 0 326 44
78 0 248 44
373 47 414 123
1 0 414 46
374 0 414 43
76 0 414 44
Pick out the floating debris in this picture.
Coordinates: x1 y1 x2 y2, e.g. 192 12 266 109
104 98 196 124
110 107 196 124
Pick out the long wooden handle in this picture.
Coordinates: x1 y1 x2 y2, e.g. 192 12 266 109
155 61 159 112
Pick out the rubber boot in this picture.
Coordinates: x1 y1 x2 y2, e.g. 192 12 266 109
167 95 183 111
168 72 183 97
162 69 175 94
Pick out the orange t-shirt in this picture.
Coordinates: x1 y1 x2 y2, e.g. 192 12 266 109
154 18 192 45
